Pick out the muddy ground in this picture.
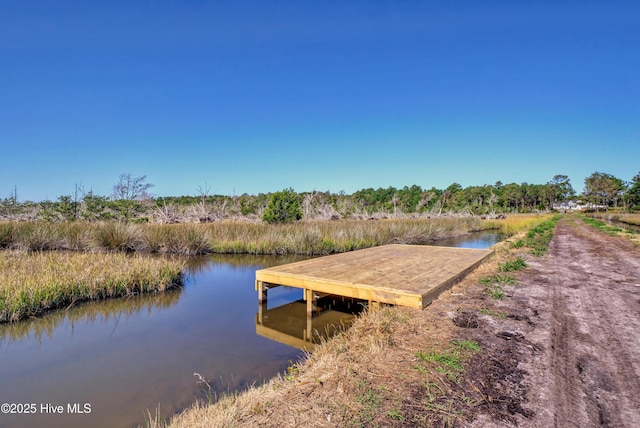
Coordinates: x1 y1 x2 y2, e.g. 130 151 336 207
467 216 640 427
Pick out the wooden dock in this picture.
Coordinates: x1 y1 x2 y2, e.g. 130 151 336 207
255 244 493 313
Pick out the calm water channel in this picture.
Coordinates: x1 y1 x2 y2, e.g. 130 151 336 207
0 232 500 428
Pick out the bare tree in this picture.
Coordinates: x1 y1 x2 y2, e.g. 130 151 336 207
193 183 212 222
112 173 154 201
302 190 318 219
111 174 154 221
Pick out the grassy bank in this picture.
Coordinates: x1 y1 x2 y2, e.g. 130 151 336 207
581 215 640 245
151 306 484 427
0 215 549 256
0 250 184 323
585 212 640 227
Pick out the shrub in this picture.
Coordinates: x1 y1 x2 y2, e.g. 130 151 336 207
262 188 303 224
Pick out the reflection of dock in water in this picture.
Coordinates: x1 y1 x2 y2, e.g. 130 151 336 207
256 295 361 350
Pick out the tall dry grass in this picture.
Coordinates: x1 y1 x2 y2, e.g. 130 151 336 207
481 213 556 236
0 250 184 323
0 218 485 255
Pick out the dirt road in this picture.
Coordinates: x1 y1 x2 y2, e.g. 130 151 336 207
472 216 640 427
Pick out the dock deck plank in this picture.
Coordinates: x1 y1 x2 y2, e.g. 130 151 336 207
256 244 493 309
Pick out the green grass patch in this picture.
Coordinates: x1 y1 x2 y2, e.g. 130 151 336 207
481 274 518 285
479 274 518 300
353 379 385 424
582 216 633 236
510 239 525 248
519 215 561 256
416 350 463 380
452 339 481 352
386 408 404 421
485 285 504 300
498 257 527 272
415 340 480 382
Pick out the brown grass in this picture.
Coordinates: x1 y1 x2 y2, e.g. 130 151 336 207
0 250 184 323
0 218 486 255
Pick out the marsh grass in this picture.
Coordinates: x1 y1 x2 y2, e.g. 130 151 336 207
16 222 63 250
93 222 142 251
482 214 554 236
0 250 184 323
0 222 15 248
142 224 211 255
0 217 484 255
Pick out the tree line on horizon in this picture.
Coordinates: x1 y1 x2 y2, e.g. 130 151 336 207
1 171 639 223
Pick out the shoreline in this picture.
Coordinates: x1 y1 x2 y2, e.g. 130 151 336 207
0 250 184 323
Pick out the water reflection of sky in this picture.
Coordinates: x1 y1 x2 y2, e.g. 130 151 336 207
433 232 502 249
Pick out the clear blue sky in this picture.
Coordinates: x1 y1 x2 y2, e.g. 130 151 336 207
1 0 638 201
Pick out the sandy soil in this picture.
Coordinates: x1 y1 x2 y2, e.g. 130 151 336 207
469 216 640 427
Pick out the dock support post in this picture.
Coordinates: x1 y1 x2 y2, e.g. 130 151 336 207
306 315 313 343
305 289 315 343
257 281 267 303
305 289 314 318
257 301 267 324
